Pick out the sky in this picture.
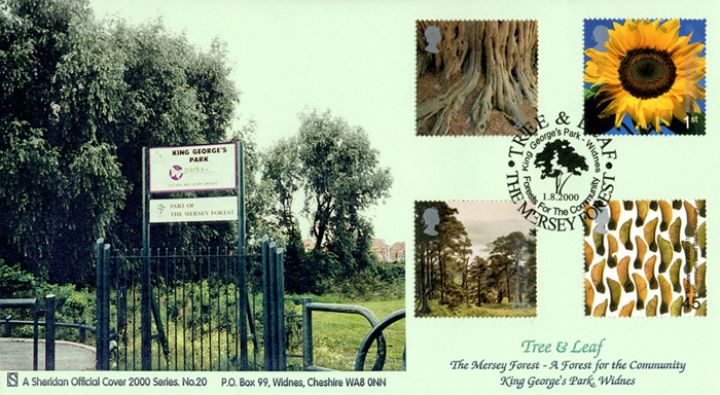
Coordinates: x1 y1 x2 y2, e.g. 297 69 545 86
90 0 411 244
448 202 533 259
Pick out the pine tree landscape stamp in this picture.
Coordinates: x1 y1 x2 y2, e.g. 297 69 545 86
584 199 707 317
584 19 706 135
416 20 538 136
415 201 537 318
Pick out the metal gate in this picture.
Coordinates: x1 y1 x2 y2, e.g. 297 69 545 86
95 237 286 371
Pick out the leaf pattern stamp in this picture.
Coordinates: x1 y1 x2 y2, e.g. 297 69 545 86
584 200 706 317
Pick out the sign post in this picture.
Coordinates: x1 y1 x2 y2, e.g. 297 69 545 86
142 141 247 370
141 147 151 370
237 141 248 370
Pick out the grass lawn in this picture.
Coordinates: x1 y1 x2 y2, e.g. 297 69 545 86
416 299 536 318
105 285 405 372
286 296 405 371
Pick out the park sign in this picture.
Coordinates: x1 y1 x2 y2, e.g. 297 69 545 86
149 142 237 193
149 196 238 223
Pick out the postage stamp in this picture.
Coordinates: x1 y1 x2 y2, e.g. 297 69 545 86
583 19 706 135
584 200 707 317
415 201 537 317
416 20 538 136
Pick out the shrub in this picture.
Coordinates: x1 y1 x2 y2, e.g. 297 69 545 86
0 260 95 343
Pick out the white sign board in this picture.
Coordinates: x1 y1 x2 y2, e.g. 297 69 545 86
149 196 238 223
149 143 236 193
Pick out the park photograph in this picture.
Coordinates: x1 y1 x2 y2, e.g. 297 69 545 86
415 201 537 318
0 0 406 372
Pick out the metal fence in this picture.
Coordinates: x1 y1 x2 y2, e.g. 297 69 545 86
299 300 405 371
95 237 286 371
0 295 72 370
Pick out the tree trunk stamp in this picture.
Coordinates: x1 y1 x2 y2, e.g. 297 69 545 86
416 20 538 136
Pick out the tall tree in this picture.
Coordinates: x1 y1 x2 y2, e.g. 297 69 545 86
0 0 242 283
414 202 473 312
525 228 537 305
459 235 473 306
263 137 302 237
297 110 392 252
263 110 393 291
468 256 490 306
415 201 453 313
488 232 527 304
437 215 468 304
534 139 589 194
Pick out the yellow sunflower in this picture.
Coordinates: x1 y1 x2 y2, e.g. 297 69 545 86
585 19 705 132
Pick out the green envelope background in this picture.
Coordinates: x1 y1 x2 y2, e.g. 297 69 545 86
2 0 718 393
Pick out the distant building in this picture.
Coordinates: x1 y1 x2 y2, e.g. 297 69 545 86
387 242 406 263
370 239 387 263
371 239 405 263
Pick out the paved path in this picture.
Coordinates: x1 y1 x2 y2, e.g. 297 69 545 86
0 338 96 370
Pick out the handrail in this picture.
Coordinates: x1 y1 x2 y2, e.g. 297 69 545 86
0 298 38 308
2 319 95 333
354 310 405 371
301 300 387 371
0 298 39 370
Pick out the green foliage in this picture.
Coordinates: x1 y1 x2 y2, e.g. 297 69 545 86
414 201 470 312
263 110 394 294
0 260 95 342
416 299 535 318
281 238 404 298
297 110 392 253
281 229 315 294
0 0 243 284
467 256 493 306
0 259 37 297
263 137 302 237
330 263 405 301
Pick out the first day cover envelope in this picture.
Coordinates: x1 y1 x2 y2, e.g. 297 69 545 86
0 0 718 394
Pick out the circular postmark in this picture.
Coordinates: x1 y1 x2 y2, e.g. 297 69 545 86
506 111 618 231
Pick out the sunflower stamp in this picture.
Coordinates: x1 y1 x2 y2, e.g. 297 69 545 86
415 201 537 318
584 200 707 317
416 21 538 136
584 19 706 135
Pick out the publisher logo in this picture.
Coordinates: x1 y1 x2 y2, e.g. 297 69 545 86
7 372 18 387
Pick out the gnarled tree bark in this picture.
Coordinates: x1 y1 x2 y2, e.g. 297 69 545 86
416 20 538 136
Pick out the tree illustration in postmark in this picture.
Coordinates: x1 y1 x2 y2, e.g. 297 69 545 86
534 140 589 195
